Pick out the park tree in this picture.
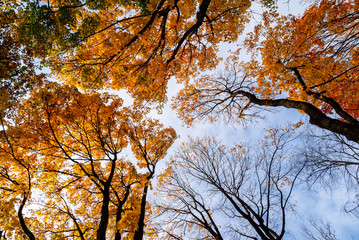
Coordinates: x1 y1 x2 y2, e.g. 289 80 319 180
2 0 359 239
0 1 44 109
0 82 176 239
11 0 279 103
304 220 341 240
0 112 38 240
173 2 359 233
175 0 359 143
300 127 359 188
153 125 304 240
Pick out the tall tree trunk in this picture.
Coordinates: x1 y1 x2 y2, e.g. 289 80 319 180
18 195 35 240
114 187 131 240
96 185 110 240
133 185 149 240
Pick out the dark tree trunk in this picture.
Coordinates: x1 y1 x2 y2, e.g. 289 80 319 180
114 187 131 240
133 185 149 240
96 185 111 240
18 196 35 240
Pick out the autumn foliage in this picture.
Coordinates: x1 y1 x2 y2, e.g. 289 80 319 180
0 82 176 239
15 0 254 103
1 0 359 239
0 2 43 106
244 0 359 117
175 0 359 142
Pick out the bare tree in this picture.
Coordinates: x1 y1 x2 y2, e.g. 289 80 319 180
296 126 359 223
303 219 341 240
154 125 304 240
302 128 359 189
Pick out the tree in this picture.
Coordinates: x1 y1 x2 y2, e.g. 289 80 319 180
0 82 176 239
289 125 359 225
11 0 279 103
301 128 359 188
0 115 37 240
303 219 341 240
154 125 304 240
3 0 358 239
0 1 44 108
174 0 359 143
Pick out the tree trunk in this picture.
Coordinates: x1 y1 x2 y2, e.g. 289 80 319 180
18 195 35 240
96 185 110 240
133 185 149 240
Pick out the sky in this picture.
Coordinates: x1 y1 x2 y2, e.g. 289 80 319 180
144 0 359 239
2 1 358 239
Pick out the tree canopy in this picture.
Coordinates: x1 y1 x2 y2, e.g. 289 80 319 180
155 126 303 240
175 0 359 143
1 0 359 239
0 82 176 239
13 0 270 102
